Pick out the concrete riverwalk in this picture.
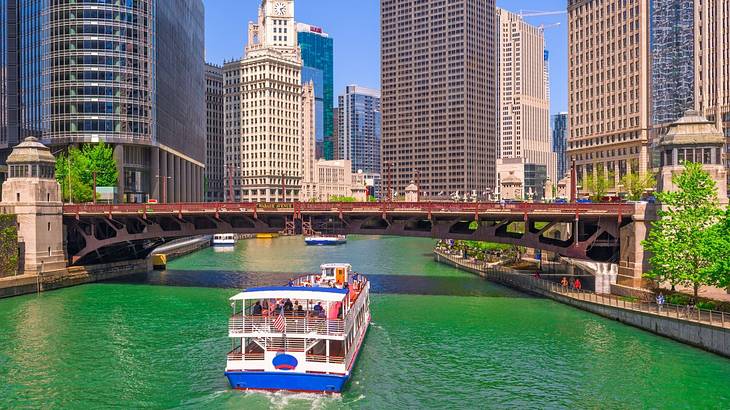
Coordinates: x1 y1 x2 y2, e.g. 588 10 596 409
434 248 730 358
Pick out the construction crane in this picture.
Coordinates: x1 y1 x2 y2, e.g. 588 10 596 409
519 10 567 18
539 22 562 32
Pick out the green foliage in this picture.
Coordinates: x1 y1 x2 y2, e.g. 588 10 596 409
699 208 730 289
580 169 614 201
620 171 656 200
643 162 723 297
666 294 690 305
696 301 717 310
460 241 512 252
56 142 118 203
0 214 18 276
328 196 356 202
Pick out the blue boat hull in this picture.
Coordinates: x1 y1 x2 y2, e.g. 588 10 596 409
225 371 349 393
304 239 345 246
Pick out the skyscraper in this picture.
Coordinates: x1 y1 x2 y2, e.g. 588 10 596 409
651 0 729 180
0 0 206 203
297 22 334 159
496 8 556 189
381 0 497 198
337 85 381 176
552 113 569 179
225 0 302 202
567 0 651 190
205 64 224 202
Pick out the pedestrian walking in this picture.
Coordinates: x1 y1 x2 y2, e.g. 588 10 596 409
574 278 582 290
656 293 665 312
560 276 568 288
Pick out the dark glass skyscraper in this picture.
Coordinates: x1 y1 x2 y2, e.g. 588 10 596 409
552 113 568 179
0 0 205 203
297 22 333 159
651 0 696 125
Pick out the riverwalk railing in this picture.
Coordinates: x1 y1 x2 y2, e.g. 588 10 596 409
434 248 729 330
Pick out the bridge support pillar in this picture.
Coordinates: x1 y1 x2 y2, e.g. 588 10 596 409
617 203 653 290
113 144 124 203
174 156 181 203
151 147 160 202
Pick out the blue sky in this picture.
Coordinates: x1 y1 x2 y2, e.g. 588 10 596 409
203 0 568 115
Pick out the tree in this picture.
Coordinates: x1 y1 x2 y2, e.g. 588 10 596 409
699 208 730 290
328 196 356 202
620 171 656 200
56 143 118 203
580 170 614 201
643 162 723 298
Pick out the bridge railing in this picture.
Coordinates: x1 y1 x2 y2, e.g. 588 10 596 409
434 249 729 330
63 201 637 215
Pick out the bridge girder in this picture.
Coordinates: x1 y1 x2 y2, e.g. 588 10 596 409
63 203 632 266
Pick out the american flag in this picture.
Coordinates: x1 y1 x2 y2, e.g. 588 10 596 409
273 309 286 333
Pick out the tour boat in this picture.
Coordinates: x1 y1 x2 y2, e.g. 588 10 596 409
213 233 236 246
225 263 371 393
304 235 347 246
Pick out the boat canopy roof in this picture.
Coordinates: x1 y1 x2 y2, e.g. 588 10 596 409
320 263 352 269
229 286 349 302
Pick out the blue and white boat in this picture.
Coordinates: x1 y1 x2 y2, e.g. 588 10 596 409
304 235 347 246
213 233 236 246
225 263 370 394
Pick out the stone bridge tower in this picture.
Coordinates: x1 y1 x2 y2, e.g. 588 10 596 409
657 110 728 205
1 137 66 275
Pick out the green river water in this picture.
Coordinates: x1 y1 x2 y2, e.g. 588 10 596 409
1 236 729 409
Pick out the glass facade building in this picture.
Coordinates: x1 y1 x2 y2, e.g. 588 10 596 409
1 0 205 203
297 22 333 159
552 113 568 179
651 0 696 125
338 85 381 176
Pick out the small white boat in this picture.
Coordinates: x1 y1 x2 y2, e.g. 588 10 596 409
213 233 236 246
225 263 370 393
304 235 347 246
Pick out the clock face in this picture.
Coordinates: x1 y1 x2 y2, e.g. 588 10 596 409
273 2 287 16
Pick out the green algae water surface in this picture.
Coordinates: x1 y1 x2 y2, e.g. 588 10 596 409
1 236 729 409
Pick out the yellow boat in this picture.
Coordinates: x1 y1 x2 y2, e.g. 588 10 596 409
256 233 279 239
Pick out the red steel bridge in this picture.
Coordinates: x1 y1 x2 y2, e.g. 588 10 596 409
62 202 647 268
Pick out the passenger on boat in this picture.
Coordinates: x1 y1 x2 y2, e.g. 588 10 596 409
252 301 263 316
283 299 293 311
296 304 304 316
313 302 323 316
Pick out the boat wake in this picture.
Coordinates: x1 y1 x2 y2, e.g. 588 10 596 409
257 390 340 409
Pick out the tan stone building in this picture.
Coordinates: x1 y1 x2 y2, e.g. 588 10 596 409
299 159 366 202
496 8 557 185
380 0 497 198
224 0 302 202
299 81 317 201
567 0 651 192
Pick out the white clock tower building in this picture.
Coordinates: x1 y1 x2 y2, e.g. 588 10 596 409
225 0 306 202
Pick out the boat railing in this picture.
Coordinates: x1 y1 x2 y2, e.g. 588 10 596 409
227 346 265 362
344 281 370 333
229 315 345 336
305 354 345 364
